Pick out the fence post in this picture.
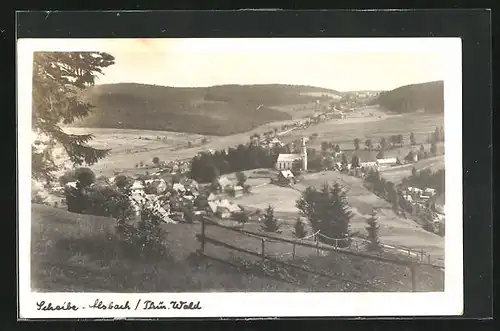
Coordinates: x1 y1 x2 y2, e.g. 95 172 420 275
261 239 265 263
420 248 424 262
200 217 206 254
410 265 417 292
292 243 296 260
316 236 320 256
334 239 338 249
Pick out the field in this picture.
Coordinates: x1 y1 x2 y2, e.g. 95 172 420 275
379 155 445 184
281 106 444 151
228 170 444 265
31 204 443 292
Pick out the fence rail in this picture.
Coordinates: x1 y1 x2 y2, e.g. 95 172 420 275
198 217 445 292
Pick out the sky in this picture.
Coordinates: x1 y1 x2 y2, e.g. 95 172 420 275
37 38 451 92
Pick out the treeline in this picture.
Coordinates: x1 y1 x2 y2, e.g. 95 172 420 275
189 143 280 183
375 81 444 113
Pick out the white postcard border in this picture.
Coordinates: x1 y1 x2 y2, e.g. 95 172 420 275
17 38 463 319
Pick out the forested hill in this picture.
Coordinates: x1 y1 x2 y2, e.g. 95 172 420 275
375 81 444 113
71 83 342 136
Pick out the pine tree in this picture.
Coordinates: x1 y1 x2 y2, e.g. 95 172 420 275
353 138 360 151
410 132 416 145
293 218 308 239
32 52 115 185
296 182 352 246
380 137 388 151
365 212 382 252
261 205 280 232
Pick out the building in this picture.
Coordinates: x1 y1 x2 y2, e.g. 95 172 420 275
232 185 244 197
376 158 398 168
343 150 378 168
275 137 308 171
276 153 302 170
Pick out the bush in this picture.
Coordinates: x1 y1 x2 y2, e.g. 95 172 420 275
152 157 160 165
293 218 308 239
116 204 169 259
74 168 96 188
232 211 249 225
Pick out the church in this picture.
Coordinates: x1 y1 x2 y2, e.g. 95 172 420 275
275 137 308 171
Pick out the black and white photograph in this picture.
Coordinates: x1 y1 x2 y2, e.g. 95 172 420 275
18 37 463 318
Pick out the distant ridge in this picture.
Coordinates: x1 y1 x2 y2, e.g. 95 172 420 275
374 81 444 113
71 83 343 136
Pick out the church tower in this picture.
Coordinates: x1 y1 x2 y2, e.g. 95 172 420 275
302 137 308 171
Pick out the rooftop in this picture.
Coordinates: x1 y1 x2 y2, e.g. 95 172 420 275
277 153 302 162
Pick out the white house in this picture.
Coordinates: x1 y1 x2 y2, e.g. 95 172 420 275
377 158 398 167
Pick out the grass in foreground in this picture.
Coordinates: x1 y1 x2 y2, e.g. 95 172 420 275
31 204 444 292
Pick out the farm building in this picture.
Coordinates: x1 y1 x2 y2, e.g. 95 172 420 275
208 199 241 219
343 150 378 168
231 185 244 197
276 169 295 184
377 158 398 168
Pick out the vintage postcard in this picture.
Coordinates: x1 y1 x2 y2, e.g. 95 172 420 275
18 37 463 319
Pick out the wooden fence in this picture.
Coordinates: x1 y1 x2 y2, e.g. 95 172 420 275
197 217 444 292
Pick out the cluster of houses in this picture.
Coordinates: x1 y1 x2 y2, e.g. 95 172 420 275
123 173 247 223
401 186 445 225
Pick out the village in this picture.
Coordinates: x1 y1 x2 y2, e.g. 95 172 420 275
60 110 445 238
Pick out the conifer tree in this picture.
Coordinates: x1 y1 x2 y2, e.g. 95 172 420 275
296 182 352 246
293 217 308 239
261 205 280 232
365 211 382 252
32 52 115 185
410 132 416 145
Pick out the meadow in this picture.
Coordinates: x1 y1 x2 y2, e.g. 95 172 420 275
31 203 443 292
228 170 445 266
282 106 444 151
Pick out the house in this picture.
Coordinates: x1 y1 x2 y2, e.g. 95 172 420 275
208 199 241 218
144 179 167 194
276 170 295 184
424 188 437 196
343 150 378 168
173 183 186 193
131 180 144 192
231 185 244 197
217 176 233 190
377 158 398 168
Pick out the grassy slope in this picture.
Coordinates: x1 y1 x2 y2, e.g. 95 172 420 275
374 81 444 113
31 204 443 292
229 170 445 266
71 83 342 136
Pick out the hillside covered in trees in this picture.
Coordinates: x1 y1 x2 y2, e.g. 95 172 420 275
375 81 444 113
70 83 342 136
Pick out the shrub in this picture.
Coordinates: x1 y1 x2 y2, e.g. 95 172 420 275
152 157 160 165
74 167 96 188
116 203 169 259
243 184 252 194
232 211 249 225
293 218 308 239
